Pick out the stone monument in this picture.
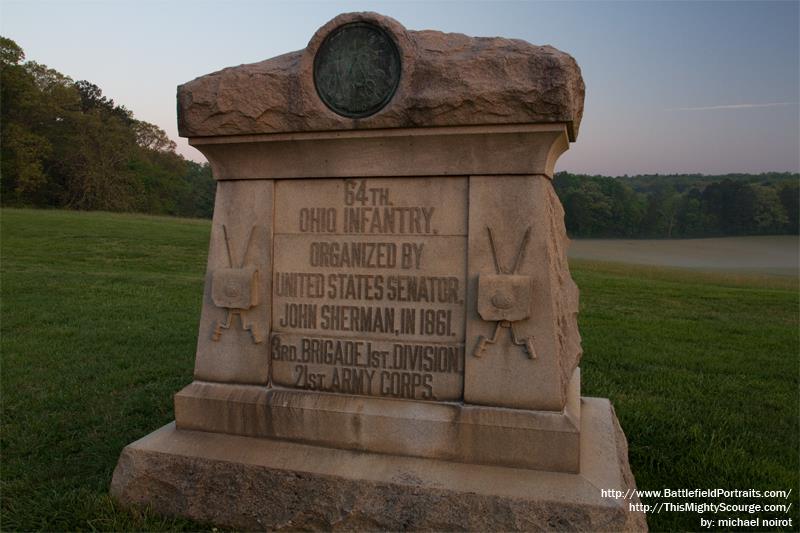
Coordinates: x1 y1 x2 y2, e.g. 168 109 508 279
111 12 647 531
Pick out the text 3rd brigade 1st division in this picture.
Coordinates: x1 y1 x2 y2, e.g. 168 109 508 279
270 178 467 401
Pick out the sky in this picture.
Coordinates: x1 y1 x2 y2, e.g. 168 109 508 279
2 0 798 176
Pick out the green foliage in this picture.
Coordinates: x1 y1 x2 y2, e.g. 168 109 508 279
778 181 799 233
0 36 24 64
1 123 52 195
554 172 799 238
0 37 215 219
1 208 797 531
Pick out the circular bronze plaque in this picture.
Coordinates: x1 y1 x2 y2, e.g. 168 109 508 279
313 22 401 118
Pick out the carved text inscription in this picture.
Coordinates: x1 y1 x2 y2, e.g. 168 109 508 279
271 178 467 400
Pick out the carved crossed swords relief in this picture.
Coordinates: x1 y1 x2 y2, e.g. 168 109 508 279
474 225 537 360
210 224 265 344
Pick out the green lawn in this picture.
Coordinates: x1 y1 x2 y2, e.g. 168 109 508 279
2 208 798 532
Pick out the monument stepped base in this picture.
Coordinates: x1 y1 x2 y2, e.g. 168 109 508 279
111 398 647 531
172 367 582 473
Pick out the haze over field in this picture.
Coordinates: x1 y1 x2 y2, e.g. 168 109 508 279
569 236 799 276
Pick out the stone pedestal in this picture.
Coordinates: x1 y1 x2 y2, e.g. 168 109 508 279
111 12 646 531
113 399 645 531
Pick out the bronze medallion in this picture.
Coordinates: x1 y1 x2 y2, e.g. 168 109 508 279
314 22 401 118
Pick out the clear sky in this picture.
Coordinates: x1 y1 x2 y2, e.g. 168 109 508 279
2 0 798 175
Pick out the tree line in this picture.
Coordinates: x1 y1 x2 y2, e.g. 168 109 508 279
2 37 797 238
554 172 798 238
1 37 214 218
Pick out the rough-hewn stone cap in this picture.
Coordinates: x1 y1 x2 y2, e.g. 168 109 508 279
177 12 585 141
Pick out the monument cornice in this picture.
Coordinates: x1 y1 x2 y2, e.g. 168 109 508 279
190 122 570 180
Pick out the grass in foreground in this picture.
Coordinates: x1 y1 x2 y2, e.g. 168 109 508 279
2 208 798 532
571 258 799 531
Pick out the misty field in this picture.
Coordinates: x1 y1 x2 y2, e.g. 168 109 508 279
1 208 798 532
569 235 798 277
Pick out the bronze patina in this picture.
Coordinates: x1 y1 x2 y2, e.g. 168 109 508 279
313 22 401 118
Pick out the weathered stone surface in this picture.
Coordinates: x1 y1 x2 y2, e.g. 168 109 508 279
174 369 580 472
465 175 581 411
177 12 585 141
112 398 647 532
193 180 273 384
187 128 581 425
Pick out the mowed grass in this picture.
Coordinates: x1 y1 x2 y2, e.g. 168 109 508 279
572 259 799 530
2 207 798 532
1 208 207 531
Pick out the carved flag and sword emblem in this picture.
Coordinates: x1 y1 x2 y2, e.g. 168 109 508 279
474 225 537 359
210 225 265 344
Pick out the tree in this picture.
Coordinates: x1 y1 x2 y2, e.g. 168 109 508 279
0 36 24 65
602 179 645 237
1 123 51 198
555 172 800 238
1 39 76 205
133 121 177 152
751 186 788 234
1 37 216 215
57 108 140 211
675 188 704 237
75 80 132 123
778 182 799 233
659 191 681 238
177 162 216 218
701 180 758 235
561 180 613 237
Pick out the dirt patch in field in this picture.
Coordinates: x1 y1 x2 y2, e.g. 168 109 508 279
568 236 798 276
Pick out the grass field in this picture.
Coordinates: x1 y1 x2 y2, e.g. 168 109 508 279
2 208 798 532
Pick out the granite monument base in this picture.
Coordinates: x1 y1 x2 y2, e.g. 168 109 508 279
111 397 647 531
172 368 582 473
